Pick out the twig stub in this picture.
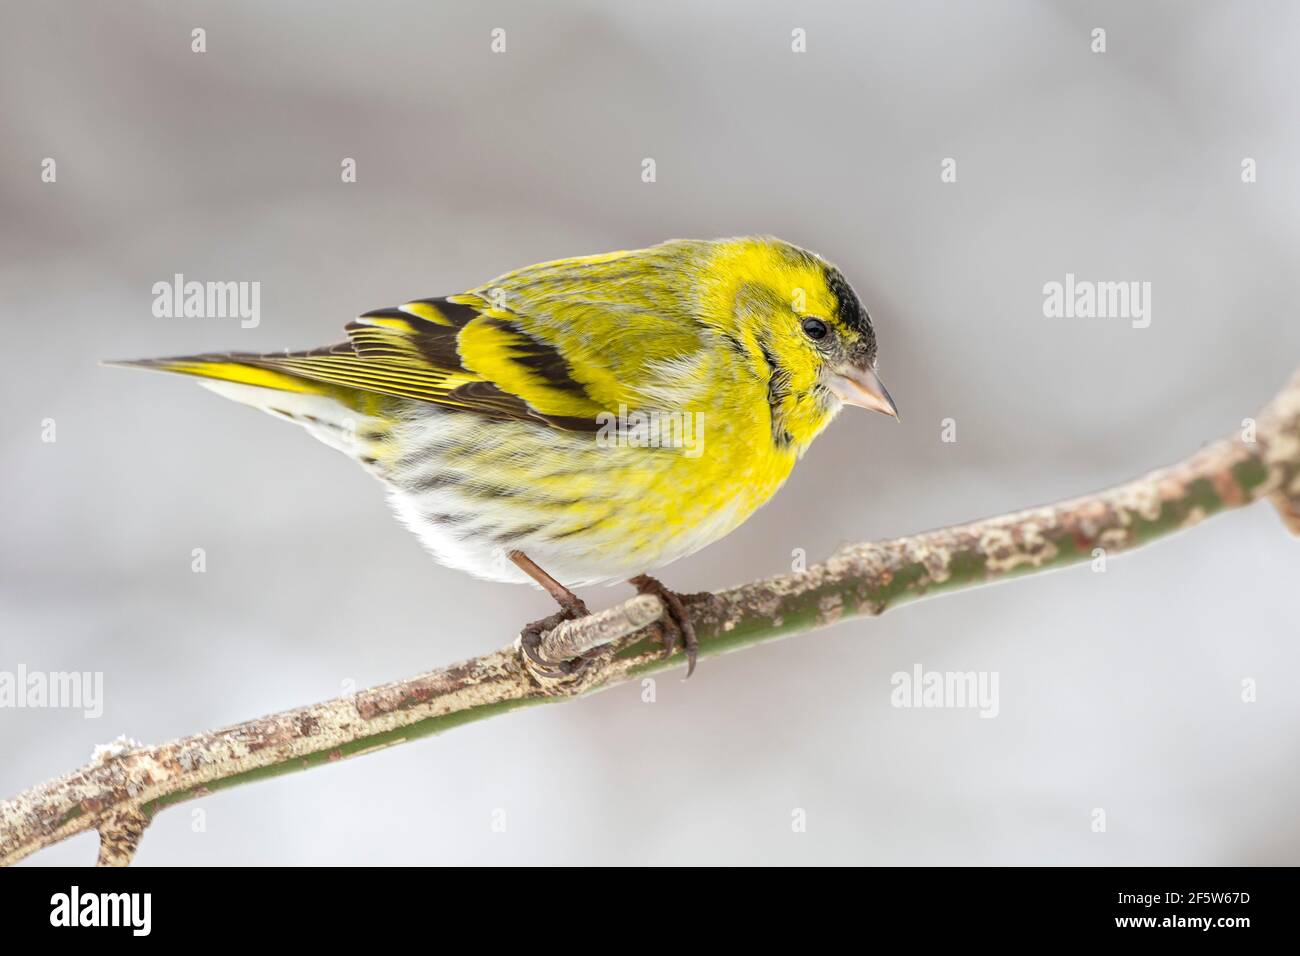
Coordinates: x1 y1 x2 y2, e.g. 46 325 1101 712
96 808 149 867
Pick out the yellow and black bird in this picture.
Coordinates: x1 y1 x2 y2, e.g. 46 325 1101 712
110 237 898 674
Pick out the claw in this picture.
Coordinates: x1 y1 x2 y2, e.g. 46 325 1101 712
519 606 591 679
629 574 699 678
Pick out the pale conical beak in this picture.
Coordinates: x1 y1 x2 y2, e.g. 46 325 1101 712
828 366 899 420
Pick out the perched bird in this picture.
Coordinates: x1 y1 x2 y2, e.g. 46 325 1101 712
109 237 897 674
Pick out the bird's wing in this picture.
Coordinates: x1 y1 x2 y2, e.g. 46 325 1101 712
109 294 686 432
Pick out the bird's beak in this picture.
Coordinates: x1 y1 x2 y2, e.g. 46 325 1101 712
828 365 899 420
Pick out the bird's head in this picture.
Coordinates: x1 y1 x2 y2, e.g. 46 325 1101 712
701 237 898 451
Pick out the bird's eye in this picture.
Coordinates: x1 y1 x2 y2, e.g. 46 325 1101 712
801 317 829 341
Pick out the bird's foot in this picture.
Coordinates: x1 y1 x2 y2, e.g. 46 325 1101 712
518 604 594 679
629 574 699 678
510 549 594 680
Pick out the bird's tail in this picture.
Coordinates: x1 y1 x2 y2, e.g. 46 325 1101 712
104 354 395 471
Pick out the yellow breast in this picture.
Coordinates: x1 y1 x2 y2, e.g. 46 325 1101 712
386 384 799 586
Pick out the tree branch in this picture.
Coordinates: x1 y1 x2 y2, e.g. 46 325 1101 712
4 368 1299 867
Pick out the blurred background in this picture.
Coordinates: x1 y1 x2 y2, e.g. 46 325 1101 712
3 0 1299 865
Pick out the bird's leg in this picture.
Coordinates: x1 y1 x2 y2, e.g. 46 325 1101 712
629 574 699 678
509 550 591 677
509 550 588 617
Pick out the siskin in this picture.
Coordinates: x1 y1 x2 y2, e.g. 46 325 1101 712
110 237 898 673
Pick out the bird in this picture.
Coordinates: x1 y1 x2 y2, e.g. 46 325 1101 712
108 236 898 676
